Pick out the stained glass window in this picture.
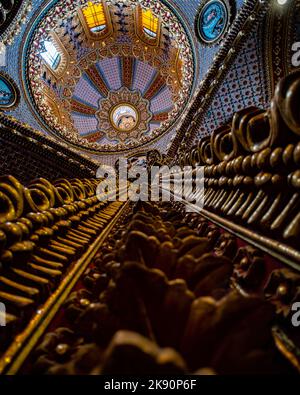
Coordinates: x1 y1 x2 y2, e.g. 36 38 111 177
142 9 158 38
40 40 61 70
83 1 107 33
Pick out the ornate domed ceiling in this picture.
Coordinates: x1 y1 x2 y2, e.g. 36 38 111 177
22 0 195 154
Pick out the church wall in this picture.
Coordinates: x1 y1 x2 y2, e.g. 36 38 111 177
169 0 300 157
192 0 300 143
195 27 269 140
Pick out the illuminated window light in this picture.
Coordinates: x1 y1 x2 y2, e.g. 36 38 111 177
142 9 158 38
40 40 61 70
83 1 107 33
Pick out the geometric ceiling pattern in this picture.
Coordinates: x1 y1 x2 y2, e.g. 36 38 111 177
69 56 174 142
23 0 195 154
195 30 269 139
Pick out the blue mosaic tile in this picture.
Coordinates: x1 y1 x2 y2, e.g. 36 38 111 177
196 28 269 139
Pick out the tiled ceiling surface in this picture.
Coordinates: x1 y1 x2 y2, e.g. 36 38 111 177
69 57 174 141
195 29 269 140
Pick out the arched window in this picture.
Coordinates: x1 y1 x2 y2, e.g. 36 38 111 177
135 6 161 46
79 1 112 40
142 9 159 38
83 1 106 33
40 40 61 70
39 33 69 80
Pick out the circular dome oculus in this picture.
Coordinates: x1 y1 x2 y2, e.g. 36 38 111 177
195 0 231 45
111 105 138 132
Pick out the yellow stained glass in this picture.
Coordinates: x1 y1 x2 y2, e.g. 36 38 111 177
83 1 106 33
142 9 158 38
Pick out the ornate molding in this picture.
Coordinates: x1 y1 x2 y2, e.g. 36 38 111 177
96 87 152 143
0 113 99 169
263 0 298 98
